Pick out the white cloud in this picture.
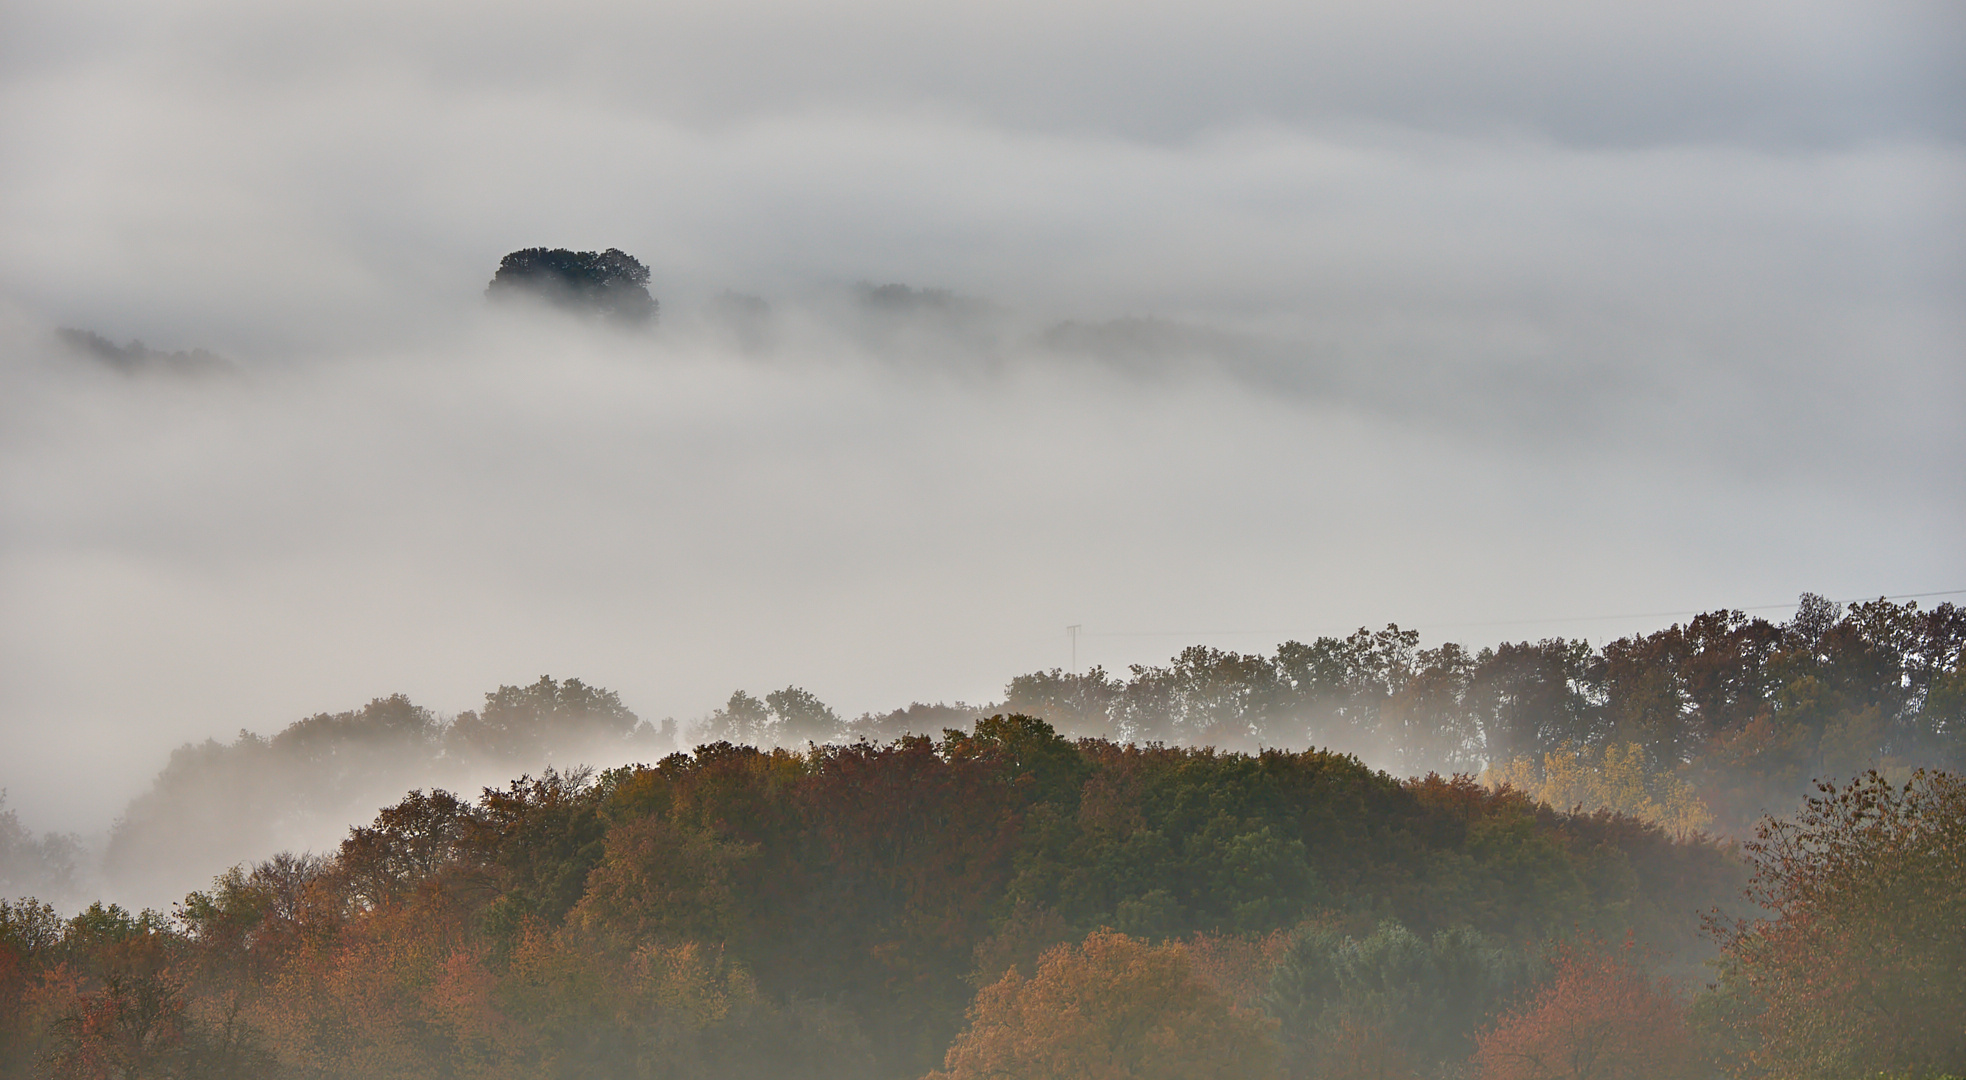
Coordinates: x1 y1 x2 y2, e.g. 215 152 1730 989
0 0 1959 838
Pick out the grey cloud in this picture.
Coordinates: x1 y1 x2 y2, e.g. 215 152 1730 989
0 0 1960 853
11 0 1961 146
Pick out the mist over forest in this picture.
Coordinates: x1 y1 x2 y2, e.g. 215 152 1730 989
3 259 1959 846
3 583 1959 911
1 594 1961 1078
4 40 1961 840
3 0 1963 1075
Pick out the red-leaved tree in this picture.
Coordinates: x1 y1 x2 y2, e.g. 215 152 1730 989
1474 939 1699 1080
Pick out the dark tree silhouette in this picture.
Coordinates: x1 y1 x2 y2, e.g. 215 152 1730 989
486 247 657 323
56 328 233 376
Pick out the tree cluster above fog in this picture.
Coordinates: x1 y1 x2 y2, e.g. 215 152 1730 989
485 247 657 324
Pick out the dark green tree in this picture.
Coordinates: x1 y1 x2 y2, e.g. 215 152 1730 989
486 247 657 323
1265 921 1534 1077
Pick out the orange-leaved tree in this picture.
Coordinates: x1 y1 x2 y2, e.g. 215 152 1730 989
1473 938 1699 1080
928 929 1278 1080
1701 768 1965 1078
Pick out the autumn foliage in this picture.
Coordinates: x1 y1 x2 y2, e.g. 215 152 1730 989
1473 939 1699 1080
2 713 1764 1080
929 930 1277 1080
4 655 1960 1080
83 594 1965 916
1702 769 1966 1078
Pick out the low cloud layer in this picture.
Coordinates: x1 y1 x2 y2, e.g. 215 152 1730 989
0 0 1961 839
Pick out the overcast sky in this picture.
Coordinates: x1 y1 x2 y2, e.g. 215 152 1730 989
2 0 1961 832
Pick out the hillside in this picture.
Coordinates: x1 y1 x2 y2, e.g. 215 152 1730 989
7 719 1753 1079
1 591 1960 1078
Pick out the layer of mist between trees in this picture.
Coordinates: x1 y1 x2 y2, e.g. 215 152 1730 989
4 591 1958 921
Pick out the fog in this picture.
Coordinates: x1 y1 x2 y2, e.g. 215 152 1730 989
1 0 1962 863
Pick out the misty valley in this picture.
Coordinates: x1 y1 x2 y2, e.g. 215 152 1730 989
5 0 1960 1074
2 593 1961 1079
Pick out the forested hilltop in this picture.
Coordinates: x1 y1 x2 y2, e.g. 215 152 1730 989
0 592 1960 1078
3 728 1961 1078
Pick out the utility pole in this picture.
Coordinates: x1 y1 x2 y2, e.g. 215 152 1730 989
1067 624 1082 674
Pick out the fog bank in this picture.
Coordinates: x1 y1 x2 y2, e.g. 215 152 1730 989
1 0 1961 841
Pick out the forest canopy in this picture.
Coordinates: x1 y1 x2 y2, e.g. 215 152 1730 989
32 593 1960 911
2 592 1961 1078
4 730 1959 1078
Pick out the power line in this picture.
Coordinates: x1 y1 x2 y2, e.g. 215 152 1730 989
1074 588 1966 641
1416 589 1966 630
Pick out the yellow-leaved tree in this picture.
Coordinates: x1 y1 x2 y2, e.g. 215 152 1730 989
1486 743 1712 838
